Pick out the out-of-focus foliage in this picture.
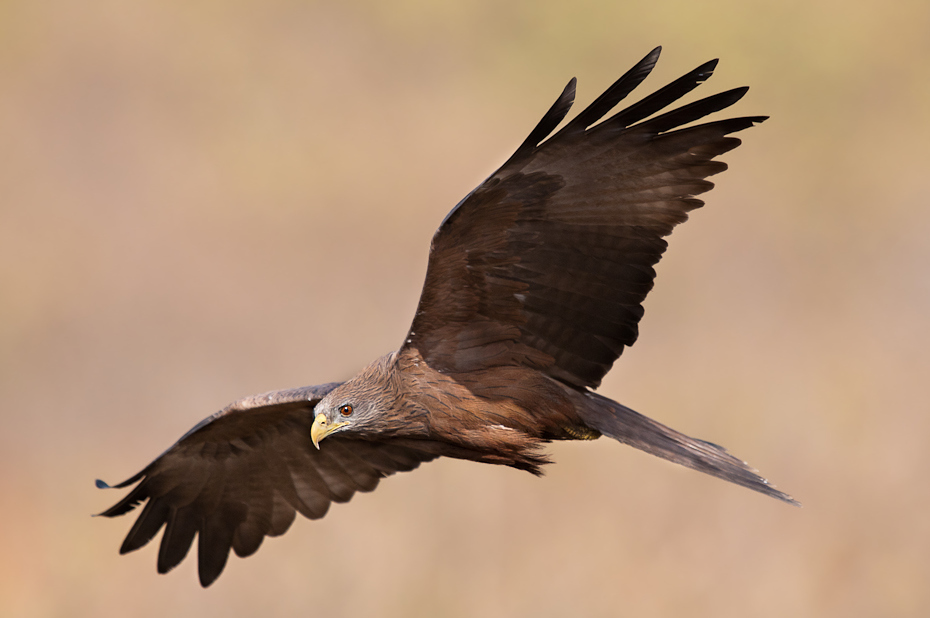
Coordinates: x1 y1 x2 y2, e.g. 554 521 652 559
1 1 928 616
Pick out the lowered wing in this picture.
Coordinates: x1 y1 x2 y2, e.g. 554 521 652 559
96 383 439 586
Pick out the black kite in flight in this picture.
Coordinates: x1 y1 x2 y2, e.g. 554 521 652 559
97 47 796 587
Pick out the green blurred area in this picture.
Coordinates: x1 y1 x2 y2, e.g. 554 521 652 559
2 1 928 616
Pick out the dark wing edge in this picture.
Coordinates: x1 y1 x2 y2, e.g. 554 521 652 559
404 47 767 389
95 382 439 586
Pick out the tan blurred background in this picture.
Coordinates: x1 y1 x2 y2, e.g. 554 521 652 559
2 0 929 616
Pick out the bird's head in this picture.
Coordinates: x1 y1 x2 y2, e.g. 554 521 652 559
310 355 398 448
310 391 368 449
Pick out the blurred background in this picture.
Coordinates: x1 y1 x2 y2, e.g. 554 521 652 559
2 0 928 616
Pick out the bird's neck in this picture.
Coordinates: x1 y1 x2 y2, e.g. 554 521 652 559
392 348 553 473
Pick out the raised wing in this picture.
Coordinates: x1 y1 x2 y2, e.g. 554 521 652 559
404 47 766 389
96 383 439 586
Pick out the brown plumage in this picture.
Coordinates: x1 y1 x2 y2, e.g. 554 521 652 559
97 47 797 588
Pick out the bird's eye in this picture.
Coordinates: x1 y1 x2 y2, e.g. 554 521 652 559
339 404 354 416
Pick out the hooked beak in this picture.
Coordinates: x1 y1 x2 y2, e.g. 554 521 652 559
311 413 349 449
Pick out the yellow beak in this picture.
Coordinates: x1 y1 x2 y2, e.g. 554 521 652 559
311 413 349 449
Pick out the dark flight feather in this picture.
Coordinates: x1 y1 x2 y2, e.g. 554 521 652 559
98 48 795 588
97 384 440 586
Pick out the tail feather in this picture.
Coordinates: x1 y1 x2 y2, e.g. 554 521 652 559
578 392 799 505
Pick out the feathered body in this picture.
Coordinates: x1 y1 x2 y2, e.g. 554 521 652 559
97 47 795 588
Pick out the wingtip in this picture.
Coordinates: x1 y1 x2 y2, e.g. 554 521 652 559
92 478 113 516
563 76 578 100
198 566 223 588
694 58 720 81
639 46 662 74
729 85 750 100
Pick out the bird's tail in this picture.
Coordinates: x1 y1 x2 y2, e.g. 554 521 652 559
577 392 799 505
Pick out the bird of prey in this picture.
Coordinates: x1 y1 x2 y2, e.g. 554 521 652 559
97 46 796 587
